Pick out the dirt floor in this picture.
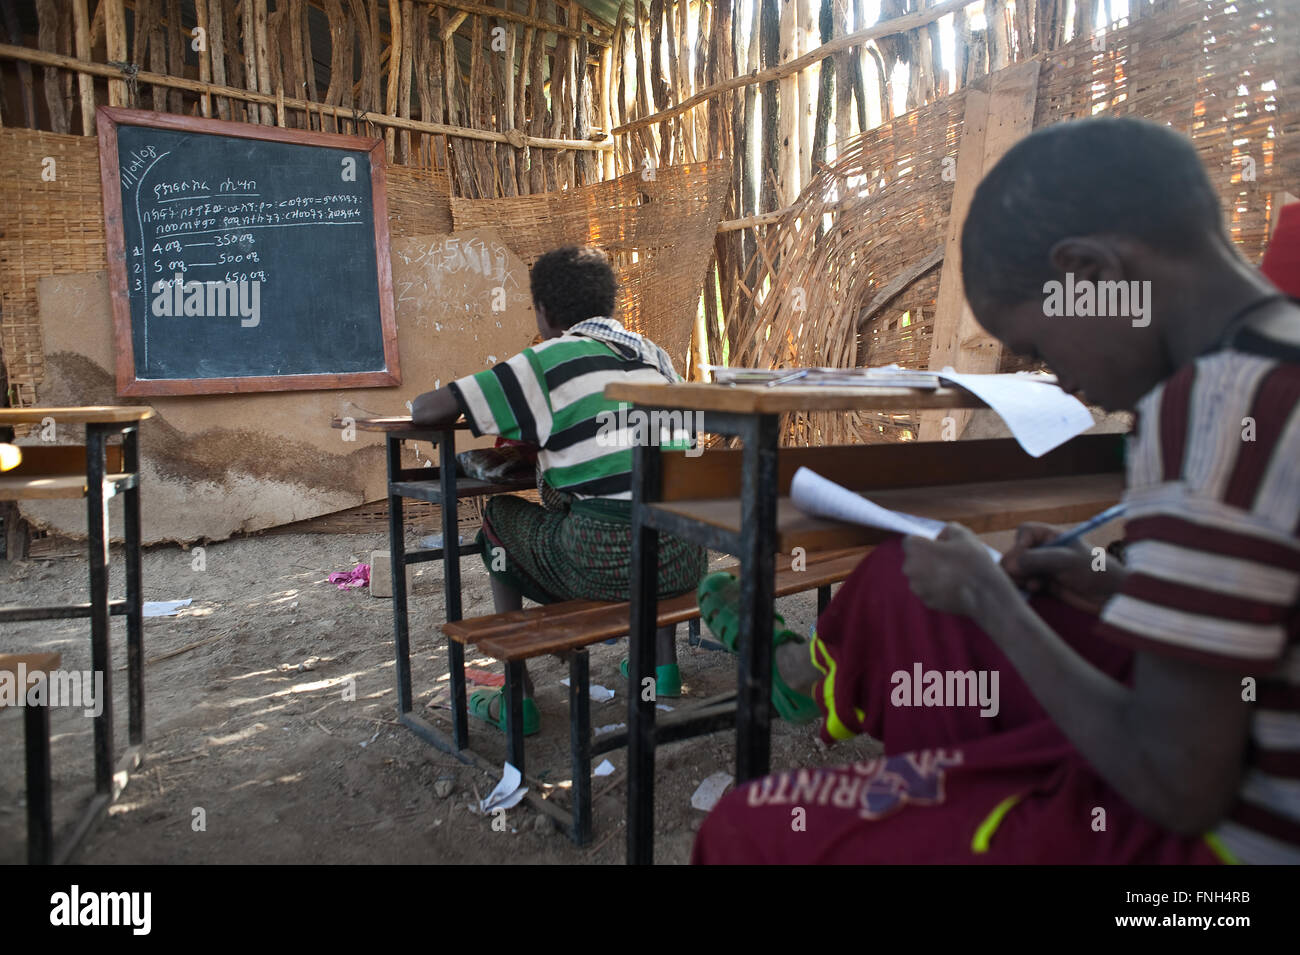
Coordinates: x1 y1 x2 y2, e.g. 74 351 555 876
0 531 883 865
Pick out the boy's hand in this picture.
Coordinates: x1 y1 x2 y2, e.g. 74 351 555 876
901 523 1010 621
1001 521 1125 613
411 387 460 427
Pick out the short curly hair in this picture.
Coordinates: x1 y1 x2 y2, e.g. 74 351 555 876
529 246 617 328
961 117 1223 309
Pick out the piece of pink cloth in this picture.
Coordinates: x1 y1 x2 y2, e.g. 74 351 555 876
327 564 370 590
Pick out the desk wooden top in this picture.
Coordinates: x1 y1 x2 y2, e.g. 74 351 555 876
0 406 153 425
330 415 470 433
604 381 987 414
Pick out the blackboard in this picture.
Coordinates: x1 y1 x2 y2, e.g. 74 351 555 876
96 107 400 396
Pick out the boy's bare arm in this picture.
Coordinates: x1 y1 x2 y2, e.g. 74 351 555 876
904 524 1250 835
411 386 460 427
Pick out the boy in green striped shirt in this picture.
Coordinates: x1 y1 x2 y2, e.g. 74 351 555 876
413 247 706 734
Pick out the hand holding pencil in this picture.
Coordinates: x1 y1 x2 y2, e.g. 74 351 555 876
1001 505 1128 613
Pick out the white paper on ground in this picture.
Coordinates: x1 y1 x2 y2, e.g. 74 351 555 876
559 679 615 703
690 772 734 811
791 467 1001 560
936 369 1093 458
143 599 192 617
594 723 626 736
479 762 528 814
594 759 616 777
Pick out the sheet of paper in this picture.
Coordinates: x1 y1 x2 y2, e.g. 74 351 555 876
936 369 1092 458
594 759 616 777
790 467 1001 560
690 772 734 812
143 599 192 617
478 762 528 814
559 679 615 703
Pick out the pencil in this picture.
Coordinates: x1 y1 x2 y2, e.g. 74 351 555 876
1040 503 1128 549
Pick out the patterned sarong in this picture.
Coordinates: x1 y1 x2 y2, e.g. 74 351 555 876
478 490 706 605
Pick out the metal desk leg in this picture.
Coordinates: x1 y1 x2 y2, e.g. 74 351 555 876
386 435 414 716
627 438 662 865
569 649 592 845
817 585 832 618
24 688 53 865
85 424 113 794
736 414 778 783
504 660 525 775
439 432 469 750
122 424 144 747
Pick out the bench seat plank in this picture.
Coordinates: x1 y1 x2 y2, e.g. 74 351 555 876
0 473 134 501
444 549 868 662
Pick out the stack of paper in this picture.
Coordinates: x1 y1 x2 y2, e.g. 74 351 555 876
701 363 940 389
702 363 1092 458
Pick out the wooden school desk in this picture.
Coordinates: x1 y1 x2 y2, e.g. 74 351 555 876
0 404 152 863
603 382 1126 865
329 416 533 756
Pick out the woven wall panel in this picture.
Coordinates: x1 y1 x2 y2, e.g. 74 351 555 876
450 159 732 364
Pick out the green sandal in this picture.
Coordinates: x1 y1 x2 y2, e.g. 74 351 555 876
619 659 682 698
697 572 820 724
469 688 541 736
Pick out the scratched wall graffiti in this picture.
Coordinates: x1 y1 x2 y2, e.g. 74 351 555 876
391 229 532 348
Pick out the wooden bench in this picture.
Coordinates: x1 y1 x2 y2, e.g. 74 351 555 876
441 434 1125 845
443 547 868 844
1 652 60 864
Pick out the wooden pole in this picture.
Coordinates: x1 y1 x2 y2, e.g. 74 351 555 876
101 0 126 108
832 0 849 151
166 0 185 113
35 0 69 132
385 0 402 158
777 0 798 204
72 0 96 132
795 0 816 187
759 0 778 213
987 0 1007 71
599 16 614 177
809 0 832 175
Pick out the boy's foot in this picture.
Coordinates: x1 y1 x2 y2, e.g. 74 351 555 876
697 572 820 724
619 659 682 698
469 688 541 736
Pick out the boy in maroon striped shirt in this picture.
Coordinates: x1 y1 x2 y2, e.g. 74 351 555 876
694 117 1300 864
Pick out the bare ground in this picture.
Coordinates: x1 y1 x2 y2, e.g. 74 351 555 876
0 531 881 864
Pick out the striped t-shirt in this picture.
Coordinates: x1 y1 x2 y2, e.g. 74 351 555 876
1095 328 1300 864
448 330 686 499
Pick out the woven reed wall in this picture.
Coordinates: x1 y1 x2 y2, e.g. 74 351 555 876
0 128 451 410
736 0 1299 446
450 158 732 363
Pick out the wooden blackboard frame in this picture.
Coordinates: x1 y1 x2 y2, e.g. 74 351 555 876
96 106 401 397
